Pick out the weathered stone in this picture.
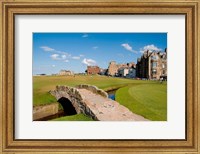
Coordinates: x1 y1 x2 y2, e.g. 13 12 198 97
50 85 149 121
33 103 59 120
76 84 108 98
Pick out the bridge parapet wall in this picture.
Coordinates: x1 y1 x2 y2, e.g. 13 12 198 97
76 84 108 98
49 85 98 120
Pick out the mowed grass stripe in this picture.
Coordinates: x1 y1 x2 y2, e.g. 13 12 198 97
115 83 167 121
33 75 155 106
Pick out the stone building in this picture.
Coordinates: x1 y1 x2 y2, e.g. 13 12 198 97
87 66 100 75
118 68 129 77
107 61 136 76
118 67 136 78
107 61 119 76
136 48 167 80
127 68 136 78
99 68 108 75
58 70 74 76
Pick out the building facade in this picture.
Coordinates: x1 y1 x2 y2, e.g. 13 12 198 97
127 68 136 78
107 61 136 77
107 61 119 76
136 49 167 80
87 66 100 75
58 70 74 76
118 68 129 77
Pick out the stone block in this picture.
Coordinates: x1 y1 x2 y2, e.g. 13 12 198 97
33 103 59 120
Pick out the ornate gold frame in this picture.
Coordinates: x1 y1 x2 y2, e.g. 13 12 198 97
0 0 199 153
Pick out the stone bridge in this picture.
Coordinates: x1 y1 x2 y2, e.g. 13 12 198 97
49 85 148 121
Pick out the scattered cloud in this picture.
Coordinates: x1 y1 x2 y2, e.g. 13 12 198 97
40 46 73 63
40 46 71 57
93 46 98 49
121 43 137 53
52 65 56 67
61 55 67 59
57 51 71 57
80 54 84 57
82 58 97 66
72 56 81 60
140 44 162 53
40 46 55 51
82 34 88 38
50 54 60 60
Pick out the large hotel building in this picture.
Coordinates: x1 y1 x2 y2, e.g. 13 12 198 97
136 48 167 80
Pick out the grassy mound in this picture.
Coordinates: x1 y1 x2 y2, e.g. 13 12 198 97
115 83 167 121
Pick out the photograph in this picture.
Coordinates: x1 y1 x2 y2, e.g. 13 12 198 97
33 33 167 121
1 0 199 152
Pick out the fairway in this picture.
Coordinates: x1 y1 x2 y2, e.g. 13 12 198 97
33 75 153 106
33 75 167 121
115 83 167 121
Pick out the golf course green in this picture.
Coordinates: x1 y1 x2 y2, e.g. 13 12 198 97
115 83 167 121
33 75 167 121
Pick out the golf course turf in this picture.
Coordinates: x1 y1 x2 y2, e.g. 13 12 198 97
33 75 167 121
115 83 167 121
51 113 93 121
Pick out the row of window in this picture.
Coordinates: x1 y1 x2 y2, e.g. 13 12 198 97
152 69 167 75
152 62 166 68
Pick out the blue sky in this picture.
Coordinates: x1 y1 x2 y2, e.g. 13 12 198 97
33 33 167 75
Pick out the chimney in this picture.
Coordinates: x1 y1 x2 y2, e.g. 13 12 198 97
165 48 167 53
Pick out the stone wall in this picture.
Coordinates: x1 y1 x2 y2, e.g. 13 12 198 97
76 84 108 98
33 103 59 120
49 85 99 120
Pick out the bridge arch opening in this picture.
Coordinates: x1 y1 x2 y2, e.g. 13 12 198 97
58 97 77 115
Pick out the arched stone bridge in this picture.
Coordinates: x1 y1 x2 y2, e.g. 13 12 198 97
49 85 148 121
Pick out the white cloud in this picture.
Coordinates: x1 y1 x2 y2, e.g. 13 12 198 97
82 34 88 38
93 46 98 49
64 60 69 63
50 54 60 60
61 55 67 59
52 65 56 67
82 58 97 66
72 56 80 60
121 43 137 53
40 46 71 57
140 44 162 53
80 54 84 57
40 46 55 51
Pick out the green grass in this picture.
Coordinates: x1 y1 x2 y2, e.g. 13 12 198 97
33 75 155 106
33 75 167 121
115 82 167 121
50 113 94 121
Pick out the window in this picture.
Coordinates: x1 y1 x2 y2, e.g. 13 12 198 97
152 69 157 74
163 70 165 74
162 64 165 68
151 55 157 60
152 62 157 68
